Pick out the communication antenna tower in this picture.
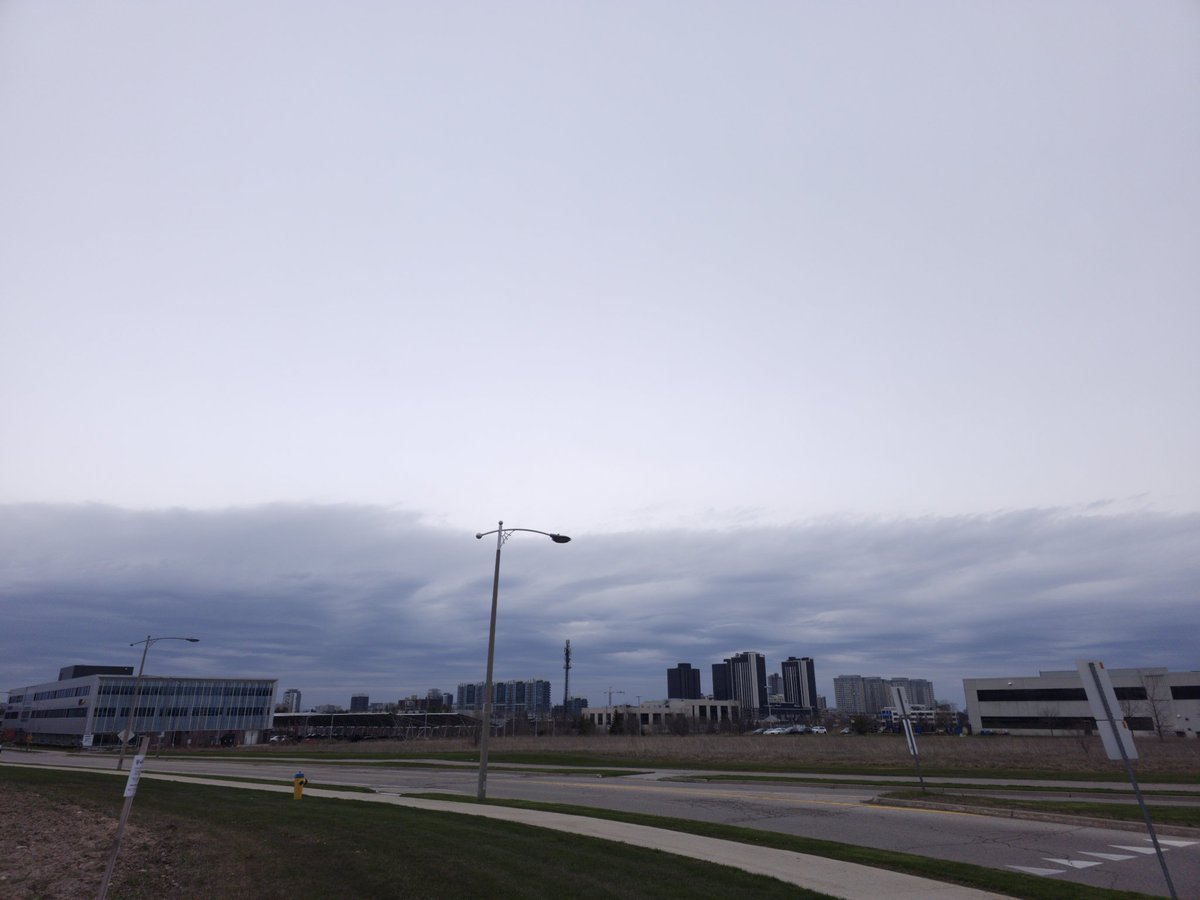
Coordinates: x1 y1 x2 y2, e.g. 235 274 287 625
562 640 572 716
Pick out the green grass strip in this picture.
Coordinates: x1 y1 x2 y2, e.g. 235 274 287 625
406 793 1155 900
680 773 1200 797
177 748 1200 783
881 790 1200 828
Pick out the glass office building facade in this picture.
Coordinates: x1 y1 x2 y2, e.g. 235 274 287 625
4 669 277 748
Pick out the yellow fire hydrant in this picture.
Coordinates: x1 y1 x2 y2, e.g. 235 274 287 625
293 771 308 799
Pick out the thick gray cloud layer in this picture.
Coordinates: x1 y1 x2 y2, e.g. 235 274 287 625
3 503 1195 708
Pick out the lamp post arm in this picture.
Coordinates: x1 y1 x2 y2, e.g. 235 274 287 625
476 526 571 543
115 635 198 770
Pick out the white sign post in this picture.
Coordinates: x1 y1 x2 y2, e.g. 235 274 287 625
1076 660 1176 899
97 735 151 900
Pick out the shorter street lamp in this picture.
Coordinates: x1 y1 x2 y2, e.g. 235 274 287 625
475 522 570 801
116 635 199 770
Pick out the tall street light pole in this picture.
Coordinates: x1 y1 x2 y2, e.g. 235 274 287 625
116 635 200 770
474 521 570 801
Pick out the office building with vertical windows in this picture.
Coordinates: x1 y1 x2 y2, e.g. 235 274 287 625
3 664 277 748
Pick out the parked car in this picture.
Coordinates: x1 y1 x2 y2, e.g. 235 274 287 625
811 726 827 734
839 726 852 734
763 726 788 735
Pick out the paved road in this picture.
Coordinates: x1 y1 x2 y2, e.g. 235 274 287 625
9 750 1198 897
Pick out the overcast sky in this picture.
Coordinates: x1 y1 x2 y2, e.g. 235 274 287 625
2 3 1197 710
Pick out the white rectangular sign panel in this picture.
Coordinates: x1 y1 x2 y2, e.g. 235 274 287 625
123 752 148 798
1076 659 1138 762
890 685 919 757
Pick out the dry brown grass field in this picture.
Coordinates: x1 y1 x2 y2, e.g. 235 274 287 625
240 732 1200 776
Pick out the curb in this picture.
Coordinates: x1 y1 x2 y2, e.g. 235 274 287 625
870 797 1200 838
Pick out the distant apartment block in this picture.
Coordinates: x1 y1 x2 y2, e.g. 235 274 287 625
667 663 703 699
282 688 302 713
835 675 936 715
350 694 369 712
456 679 552 717
886 677 934 708
554 697 589 719
781 656 818 709
713 651 768 714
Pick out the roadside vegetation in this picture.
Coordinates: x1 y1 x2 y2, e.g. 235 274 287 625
0 767 829 900
879 789 1200 829
188 732 1200 782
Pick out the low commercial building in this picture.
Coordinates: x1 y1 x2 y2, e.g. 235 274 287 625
879 704 939 731
4 664 277 748
963 667 1200 738
585 698 744 732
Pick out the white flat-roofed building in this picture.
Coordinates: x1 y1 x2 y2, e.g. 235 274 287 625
964 668 1200 738
4 665 277 748
585 698 743 732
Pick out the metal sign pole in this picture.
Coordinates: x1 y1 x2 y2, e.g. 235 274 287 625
892 685 926 793
97 735 151 900
1080 661 1177 900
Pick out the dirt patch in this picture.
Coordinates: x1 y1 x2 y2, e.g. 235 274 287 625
0 782 183 899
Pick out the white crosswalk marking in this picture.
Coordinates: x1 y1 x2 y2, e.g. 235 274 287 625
1009 837 1196 879
1008 865 1067 876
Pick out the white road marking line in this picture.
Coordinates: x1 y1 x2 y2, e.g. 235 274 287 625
1153 839 1197 848
1043 858 1103 869
1008 865 1067 876
1110 845 1160 854
1080 851 1136 861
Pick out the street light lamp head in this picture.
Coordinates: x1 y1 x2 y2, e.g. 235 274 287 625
549 534 571 543
185 638 200 642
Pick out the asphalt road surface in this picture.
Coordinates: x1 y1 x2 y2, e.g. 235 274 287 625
7 750 1197 898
